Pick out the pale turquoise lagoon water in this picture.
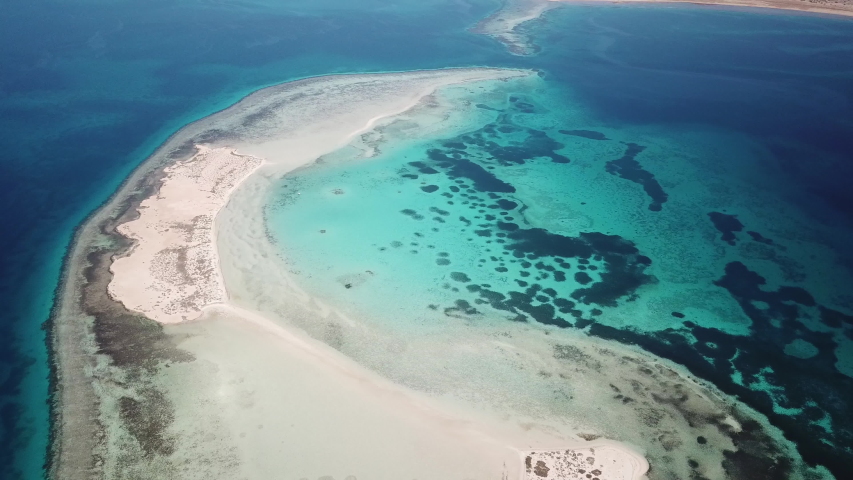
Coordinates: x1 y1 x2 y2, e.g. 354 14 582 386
2 1 853 478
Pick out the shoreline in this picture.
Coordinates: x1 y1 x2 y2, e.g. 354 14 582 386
43 70 534 480
474 0 853 55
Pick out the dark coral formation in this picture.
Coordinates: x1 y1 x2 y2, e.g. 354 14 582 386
559 129 610 141
389 95 853 478
708 212 744 246
605 143 668 211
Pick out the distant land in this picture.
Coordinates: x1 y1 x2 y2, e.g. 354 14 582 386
474 0 853 55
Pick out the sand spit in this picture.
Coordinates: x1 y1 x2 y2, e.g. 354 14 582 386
93 64 650 479
475 0 853 55
471 0 558 55
51 67 577 480
108 146 262 323
103 68 529 326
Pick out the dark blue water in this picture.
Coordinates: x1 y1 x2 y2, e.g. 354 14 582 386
1 1 852 478
527 7 853 475
534 5 853 221
533 7 853 475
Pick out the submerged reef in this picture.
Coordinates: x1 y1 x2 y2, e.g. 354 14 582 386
382 93 853 479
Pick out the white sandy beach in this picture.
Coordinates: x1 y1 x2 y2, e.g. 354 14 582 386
109 145 262 323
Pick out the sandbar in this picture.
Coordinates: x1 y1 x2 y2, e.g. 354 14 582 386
53 67 652 480
99 65 649 479
108 146 262 323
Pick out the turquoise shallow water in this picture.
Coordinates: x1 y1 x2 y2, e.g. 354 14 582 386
2 0 853 478
265 6 853 478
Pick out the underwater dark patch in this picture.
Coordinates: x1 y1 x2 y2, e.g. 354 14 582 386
579 259 853 477
747 231 774 245
425 149 516 193
574 271 593 285
450 272 471 283
708 212 744 246
605 143 668 212
400 209 424 220
559 129 609 141
380 95 853 478
475 103 500 111
407 161 439 174
496 199 518 210
444 299 479 317
479 128 570 165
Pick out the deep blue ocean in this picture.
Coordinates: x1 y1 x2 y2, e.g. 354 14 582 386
2 1 852 478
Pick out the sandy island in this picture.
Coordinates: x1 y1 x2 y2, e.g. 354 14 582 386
108 145 262 323
51 67 656 480
50 64 823 480
473 0 853 55
104 67 650 479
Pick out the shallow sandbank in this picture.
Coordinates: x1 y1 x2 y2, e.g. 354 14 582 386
471 0 558 55
106 68 528 326
98 64 650 478
53 68 588 480
108 146 262 324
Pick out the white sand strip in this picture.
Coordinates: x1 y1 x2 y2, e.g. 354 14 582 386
471 0 557 55
168 304 521 479
109 146 262 323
